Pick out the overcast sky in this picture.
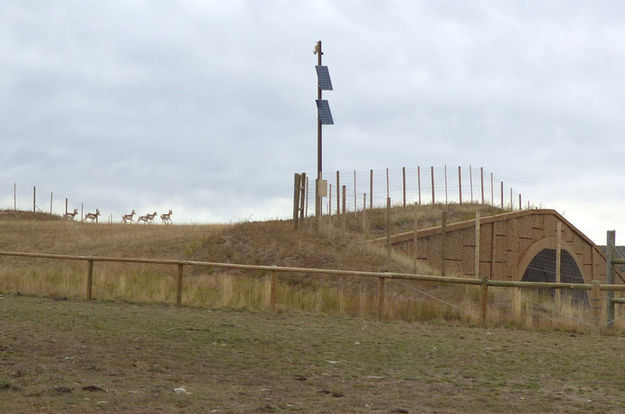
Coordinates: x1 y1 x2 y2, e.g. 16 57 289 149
2 1 625 243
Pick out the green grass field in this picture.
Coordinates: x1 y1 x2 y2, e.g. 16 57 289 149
1 294 625 413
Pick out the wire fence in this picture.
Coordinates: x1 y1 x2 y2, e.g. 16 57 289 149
304 166 528 217
1 182 120 223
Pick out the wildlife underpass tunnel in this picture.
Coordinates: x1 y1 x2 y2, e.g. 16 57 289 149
521 248 588 305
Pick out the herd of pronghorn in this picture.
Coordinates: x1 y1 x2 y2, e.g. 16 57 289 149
61 209 173 224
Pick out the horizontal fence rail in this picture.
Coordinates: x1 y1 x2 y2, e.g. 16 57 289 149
0 250 621 331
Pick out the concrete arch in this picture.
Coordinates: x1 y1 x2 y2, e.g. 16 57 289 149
515 236 587 283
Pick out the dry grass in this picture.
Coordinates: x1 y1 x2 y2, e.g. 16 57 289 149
0 207 614 333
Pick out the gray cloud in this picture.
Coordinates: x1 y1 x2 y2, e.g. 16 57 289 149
2 1 625 240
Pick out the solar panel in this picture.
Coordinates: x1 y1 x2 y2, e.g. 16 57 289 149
316 99 334 125
315 65 333 91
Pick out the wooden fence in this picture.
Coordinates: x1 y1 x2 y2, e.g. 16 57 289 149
0 250 623 332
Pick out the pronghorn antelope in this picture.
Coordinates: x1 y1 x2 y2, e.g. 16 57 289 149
137 211 157 224
82 209 100 223
121 210 136 223
62 209 79 221
160 209 173 224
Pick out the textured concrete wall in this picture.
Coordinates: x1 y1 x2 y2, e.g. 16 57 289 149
388 209 612 283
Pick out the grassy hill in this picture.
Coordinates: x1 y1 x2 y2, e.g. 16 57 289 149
0 204 601 331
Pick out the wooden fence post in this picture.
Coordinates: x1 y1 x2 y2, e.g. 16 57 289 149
480 167 484 205
33 186 36 212
444 165 448 204
336 171 340 216
490 173 494 206
475 211 481 278
480 277 488 327
458 166 462 205
300 172 306 221
87 259 94 300
441 210 447 276
500 181 504 209
353 170 357 212
50 192 53 214
417 166 422 205
362 193 367 254
402 167 406 210
469 166 474 203
65 198 68 215
341 185 346 214
555 222 562 307
607 230 615 329
369 169 373 211
378 276 385 319
431 166 435 204
413 207 419 274
270 271 277 311
386 197 392 264
293 173 301 229
305 176 309 218
591 280 601 335
176 264 184 306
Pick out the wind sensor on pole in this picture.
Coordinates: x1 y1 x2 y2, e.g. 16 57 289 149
314 40 334 223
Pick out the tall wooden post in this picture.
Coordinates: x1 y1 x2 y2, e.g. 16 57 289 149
305 176 309 217
441 210 447 276
81 203 84 221
293 173 302 229
480 167 485 204
431 166 435 204
475 211 481 278
417 166 422 205
458 166 462 205
490 173 494 205
402 167 406 210
300 172 306 220
336 171 340 216
444 165 448 204
591 280 601 335
65 198 68 215
519 194 522 211
49 192 53 214
413 206 419 274
386 197 392 264
500 181 504 209
33 186 36 212
362 193 367 253
469 165 474 203
315 41 324 231
607 230 615 329
555 222 562 307
353 170 357 212
369 169 373 211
